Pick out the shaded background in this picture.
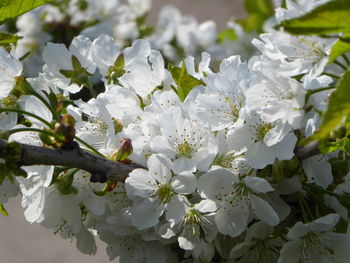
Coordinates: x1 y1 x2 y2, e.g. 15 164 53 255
0 1 244 262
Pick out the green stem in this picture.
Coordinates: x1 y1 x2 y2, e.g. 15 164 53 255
298 193 309 223
323 72 340 79
0 107 54 129
302 196 314 221
30 89 60 121
5 127 105 158
305 86 335 105
74 137 105 158
334 60 348 71
342 54 350 66
86 81 97 98
5 127 54 137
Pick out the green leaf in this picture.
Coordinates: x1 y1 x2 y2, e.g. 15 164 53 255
319 138 345 154
0 0 54 24
329 36 350 63
0 31 21 46
312 69 350 140
107 54 126 85
169 63 205 102
0 204 9 216
280 0 350 35
217 28 237 43
238 0 274 32
114 54 125 71
344 139 350 154
244 0 274 17
60 56 92 86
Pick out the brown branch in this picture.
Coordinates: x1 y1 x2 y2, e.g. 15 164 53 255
294 141 320 161
0 139 144 182
0 138 321 183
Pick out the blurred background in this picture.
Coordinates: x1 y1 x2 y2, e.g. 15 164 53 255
0 1 244 262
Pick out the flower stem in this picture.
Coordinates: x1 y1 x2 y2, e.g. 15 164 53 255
74 137 105 158
323 72 340 79
334 60 348 71
4 127 54 137
86 81 97 98
30 89 60 121
305 86 335 105
342 54 350 66
0 107 54 129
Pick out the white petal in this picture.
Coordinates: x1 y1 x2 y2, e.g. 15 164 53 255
166 195 188 227
302 154 333 189
215 204 249 237
178 236 194 250
125 169 157 198
309 213 340 233
244 176 274 193
130 198 164 230
197 168 235 200
148 154 172 184
278 240 302 263
195 199 218 213
250 195 279 226
171 173 197 195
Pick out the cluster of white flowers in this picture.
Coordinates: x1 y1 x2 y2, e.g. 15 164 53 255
1 0 350 262
12 0 256 76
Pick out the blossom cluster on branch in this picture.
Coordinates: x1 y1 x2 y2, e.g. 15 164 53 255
0 0 350 262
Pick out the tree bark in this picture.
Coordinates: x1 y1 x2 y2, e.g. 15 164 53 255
0 139 144 182
0 139 320 182
294 141 320 161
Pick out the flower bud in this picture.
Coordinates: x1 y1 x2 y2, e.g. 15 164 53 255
111 138 133 162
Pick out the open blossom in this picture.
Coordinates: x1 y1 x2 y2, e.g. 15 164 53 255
1 0 349 262
253 32 335 78
150 106 217 174
125 154 197 230
119 39 168 99
0 47 23 98
72 98 116 149
67 0 121 25
188 55 248 131
105 233 175 263
246 60 305 130
227 110 297 169
198 168 280 237
158 199 218 262
275 0 332 23
279 214 350 263
90 34 121 77
42 35 95 94
229 222 282 263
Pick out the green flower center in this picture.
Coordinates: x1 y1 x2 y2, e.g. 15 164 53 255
176 141 194 159
183 208 201 226
225 97 239 121
183 208 204 236
302 232 334 260
156 183 174 203
77 0 88 11
257 124 273 141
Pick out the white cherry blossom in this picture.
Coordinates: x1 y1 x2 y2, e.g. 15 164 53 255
125 154 197 230
198 168 280 237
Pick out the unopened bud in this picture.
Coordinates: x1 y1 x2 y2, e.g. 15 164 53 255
54 114 76 146
111 138 133 162
113 118 123 134
1 141 22 164
1 95 17 107
11 76 32 98
61 114 76 127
